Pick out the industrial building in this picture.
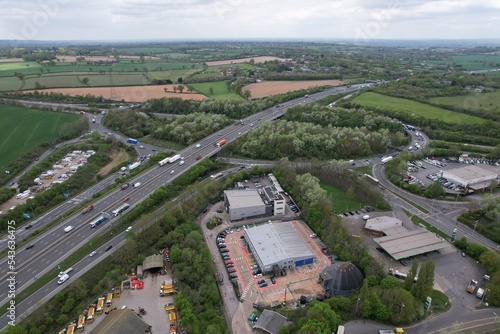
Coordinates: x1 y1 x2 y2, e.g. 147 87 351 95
244 222 315 274
374 226 449 260
442 165 498 192
364 216 404 237
224 186 286 221
224 190 266 221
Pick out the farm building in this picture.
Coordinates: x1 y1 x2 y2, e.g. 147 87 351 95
442 165 497 192
319 261 364 296
253 310 289 334
243 222 315 274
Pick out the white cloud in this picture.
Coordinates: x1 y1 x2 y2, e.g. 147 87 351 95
0 0 498 40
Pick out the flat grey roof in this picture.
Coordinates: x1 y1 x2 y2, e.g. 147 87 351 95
364 216 402 232
444 165 497 181
245 222 314 267
225 190 263 208
374 227 449 260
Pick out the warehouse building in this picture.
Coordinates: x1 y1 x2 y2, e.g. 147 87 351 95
224 186 286 221
224 190 266 221
244 222 315 274
442 165 497 192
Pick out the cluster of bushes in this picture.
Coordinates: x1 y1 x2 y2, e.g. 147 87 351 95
228 119 397 161
152 113 232 145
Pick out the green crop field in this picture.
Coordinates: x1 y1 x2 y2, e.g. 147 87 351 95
428 90 500 115
427 55 500 71
354 92 486 124
320 183 363 214
0 106 80 169
190 81 244 100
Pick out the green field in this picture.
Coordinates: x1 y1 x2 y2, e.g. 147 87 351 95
0 106 80 169
428 90 500 115
354 92 486 124
426 55 500 71
190 81 244 100
320 183 363 214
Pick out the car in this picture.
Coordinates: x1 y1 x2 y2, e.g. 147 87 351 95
196 143 201 148
258 282 268 288
254 273 263 278
223 255 231 260
104 245 113 251
228 268 236 273
126 226 132 232
25 224 33 230
226 261 234 265
170 170 175 174
216 209 223 213
152 149 156 151
461 252 466 257
220 248 229 253
270 277 276 284
309 233 317 238
219 133 222 136
89 251 97 257
226 264 234 268
133 182 141 188
123 196 130 202
257 279 265 284
251 265 259 270
26 244 35 250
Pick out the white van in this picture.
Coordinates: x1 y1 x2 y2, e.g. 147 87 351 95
64 226 74 233
133 182 141 188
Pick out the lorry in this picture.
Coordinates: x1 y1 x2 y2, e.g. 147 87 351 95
128 162 141 170
81 204 94 214
476 287 485 299
158 157 170 167
112 203 130 217
57 267 73 284
168 154 181 164
86 307 95 324
90 215 108 228
120 183 130 190
466 279 478 293
96 297 105 315
379 329 404 334
216 139 227 147
381 156 393 164
127 138 138 145
160 283 175 296
76 314 85 333
389 268 408 280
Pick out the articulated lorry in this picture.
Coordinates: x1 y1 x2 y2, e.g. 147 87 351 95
90 215 108 228
216 139 227 147
381 156 393 164
81 204 94 214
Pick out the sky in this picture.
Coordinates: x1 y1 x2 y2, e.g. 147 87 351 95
1 0 499 42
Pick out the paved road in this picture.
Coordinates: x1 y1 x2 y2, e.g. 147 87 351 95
0 83 364 330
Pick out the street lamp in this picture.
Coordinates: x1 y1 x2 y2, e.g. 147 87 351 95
356 298 361 315
494 312 497 323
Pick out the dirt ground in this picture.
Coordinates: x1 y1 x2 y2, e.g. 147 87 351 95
24 85 207 102
98 149 130 176
243 79 343 99
0 58 24 63
206 56 287 67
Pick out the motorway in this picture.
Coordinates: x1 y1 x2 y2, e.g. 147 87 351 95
0 83 364 329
